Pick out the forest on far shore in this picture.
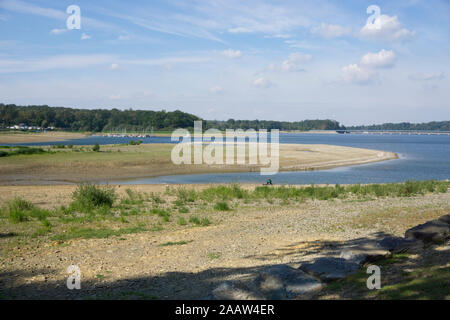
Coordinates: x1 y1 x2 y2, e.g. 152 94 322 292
2 103 448 132
0 104 344 132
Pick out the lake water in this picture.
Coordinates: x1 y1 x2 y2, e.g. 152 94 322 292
6 133 450 185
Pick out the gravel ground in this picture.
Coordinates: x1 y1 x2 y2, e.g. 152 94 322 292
0 191 448 300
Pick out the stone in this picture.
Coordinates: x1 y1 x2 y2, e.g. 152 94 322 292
405 219 450 244
209 281 263 300
339 242 391 265
299 257 360 282
255 265 323 299
438 214 450 225
378 236 418 253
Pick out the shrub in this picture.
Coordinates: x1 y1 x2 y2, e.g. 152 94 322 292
92 143 100 152
214 201 230 211
9 147 46 156
6 197 38 223
72 183 116 212
129 140 143 145
0 150 8 157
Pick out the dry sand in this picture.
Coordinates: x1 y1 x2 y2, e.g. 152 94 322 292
0 132 87 144
0 143 397 185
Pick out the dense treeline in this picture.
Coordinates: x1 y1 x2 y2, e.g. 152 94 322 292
0 104 345 132
204 119 343 131
0 104 200 132
347 121 450 131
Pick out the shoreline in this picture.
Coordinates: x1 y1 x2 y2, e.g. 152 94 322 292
0 131 88 144
0 144 398 186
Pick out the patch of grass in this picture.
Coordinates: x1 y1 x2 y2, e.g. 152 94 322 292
51 225 146 241
6 146 48 156
175 187 198 204
177 217 187 226
178 206 189 213
189 216 210 226
150 208 171 222
213 201 230 211
207 252 221 259
71 183 116 212
374 265 450 300
5 197 50 223
159 240 192 247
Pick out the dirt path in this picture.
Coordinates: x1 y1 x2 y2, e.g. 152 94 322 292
1 191 448 299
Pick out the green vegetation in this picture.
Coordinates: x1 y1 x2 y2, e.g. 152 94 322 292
0 103 200 132
0 180 447 244
71 183 116 212
159 240 192 247
0 146 48 157
5 197 50 223
324 253 450 300
92 143 100 152
207 252 222 259
0 103 344 132
51 226 147 241
167 180 449 204
128 140 143 145
214 201 231 211
348 121 450 131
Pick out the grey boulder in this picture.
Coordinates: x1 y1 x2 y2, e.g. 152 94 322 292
378 236 418 253
255 265 323 299
438 214 450 225
299 257 360 282
339 242 391 265
405 219 450 244
209 281 263 300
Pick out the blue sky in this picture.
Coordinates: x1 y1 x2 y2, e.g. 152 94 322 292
0 0 449 125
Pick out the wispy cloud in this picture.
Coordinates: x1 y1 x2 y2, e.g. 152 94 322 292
311 23 351 38
409 72 445 81
0 54 211 74
1 0 121 32
221 49 242 59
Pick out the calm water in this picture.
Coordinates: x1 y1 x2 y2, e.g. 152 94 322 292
5 133 450 185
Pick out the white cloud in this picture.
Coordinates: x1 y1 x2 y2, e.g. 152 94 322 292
268 53 311 73
281 52 311 72
311 23 351 38
361 49 396 68
50 28 67 35
0 54 116 73
210 86 223 93
264 34 291 39
409 72 445 81
360 14 415 41
253 77 272 88
118 35 131 41
110 63 119 70
81 33 91 40
221 49 242 59
341 64 377 85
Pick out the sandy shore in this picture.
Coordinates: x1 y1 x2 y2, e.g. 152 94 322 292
0 143 397 185
0 132 88 144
